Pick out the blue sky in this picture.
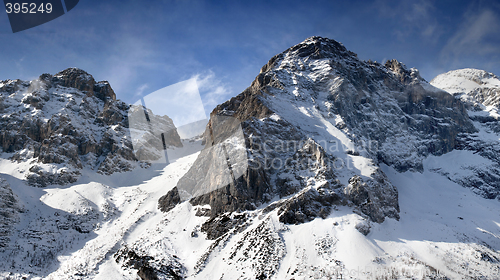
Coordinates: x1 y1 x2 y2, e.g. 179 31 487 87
1 0 499 111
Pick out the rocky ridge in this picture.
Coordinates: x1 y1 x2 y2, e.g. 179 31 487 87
0 68 182 187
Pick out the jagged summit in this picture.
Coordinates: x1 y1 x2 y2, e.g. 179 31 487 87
39 67 116 102
283 36 353 59
259 36 354 74
384 59 425 85
54 67 93 80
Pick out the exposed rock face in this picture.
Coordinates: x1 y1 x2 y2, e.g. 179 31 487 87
52 68 116 101
114 246 184 280
431 68 500 199
0 177 23 248
200 212 249 240
160 36 415 224
158 187 181 213
0 68 182 186
344 172 399 223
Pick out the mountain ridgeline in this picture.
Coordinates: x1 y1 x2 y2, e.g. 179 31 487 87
0 68 182 187
1 36 500 280
159 36 480 230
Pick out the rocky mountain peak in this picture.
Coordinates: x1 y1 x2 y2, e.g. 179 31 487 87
48 68 116 102
384 59 424 85
287 36 353 59
160 36 488 233
260 36 356 74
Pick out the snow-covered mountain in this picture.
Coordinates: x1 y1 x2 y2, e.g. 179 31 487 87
432 68 500 108
431 69 500 200
0 37 499 279
0 68 182 187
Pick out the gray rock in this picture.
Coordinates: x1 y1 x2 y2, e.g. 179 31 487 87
0 177 23 248
158 187 181 213
114 246 184 280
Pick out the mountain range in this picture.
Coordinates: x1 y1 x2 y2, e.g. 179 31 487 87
0 36 499 279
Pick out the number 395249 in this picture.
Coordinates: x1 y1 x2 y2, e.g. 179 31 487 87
5 3 53 14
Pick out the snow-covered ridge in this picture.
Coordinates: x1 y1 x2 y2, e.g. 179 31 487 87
431 68 500 93
431 68 500 109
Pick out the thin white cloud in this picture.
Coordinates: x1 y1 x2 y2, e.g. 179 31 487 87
192 70 233 114
134 83 149 97
442 9 500 59
142 78 207 128
375 0 442 42
103 36 159 96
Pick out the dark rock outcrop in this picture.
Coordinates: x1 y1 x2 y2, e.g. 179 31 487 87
114 247 184 280
158 187 181 213
51 68 116 101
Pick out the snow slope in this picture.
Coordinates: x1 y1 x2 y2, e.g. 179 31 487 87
2 143 499 279
0 139 204 279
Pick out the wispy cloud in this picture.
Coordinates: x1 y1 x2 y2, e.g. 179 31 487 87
102 35 159 97
441 9 500 61
375 0 442 42
134 83 149 98
192 70 233 113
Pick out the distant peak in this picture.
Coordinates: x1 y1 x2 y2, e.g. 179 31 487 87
439 68 498 81
54 67 94 81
